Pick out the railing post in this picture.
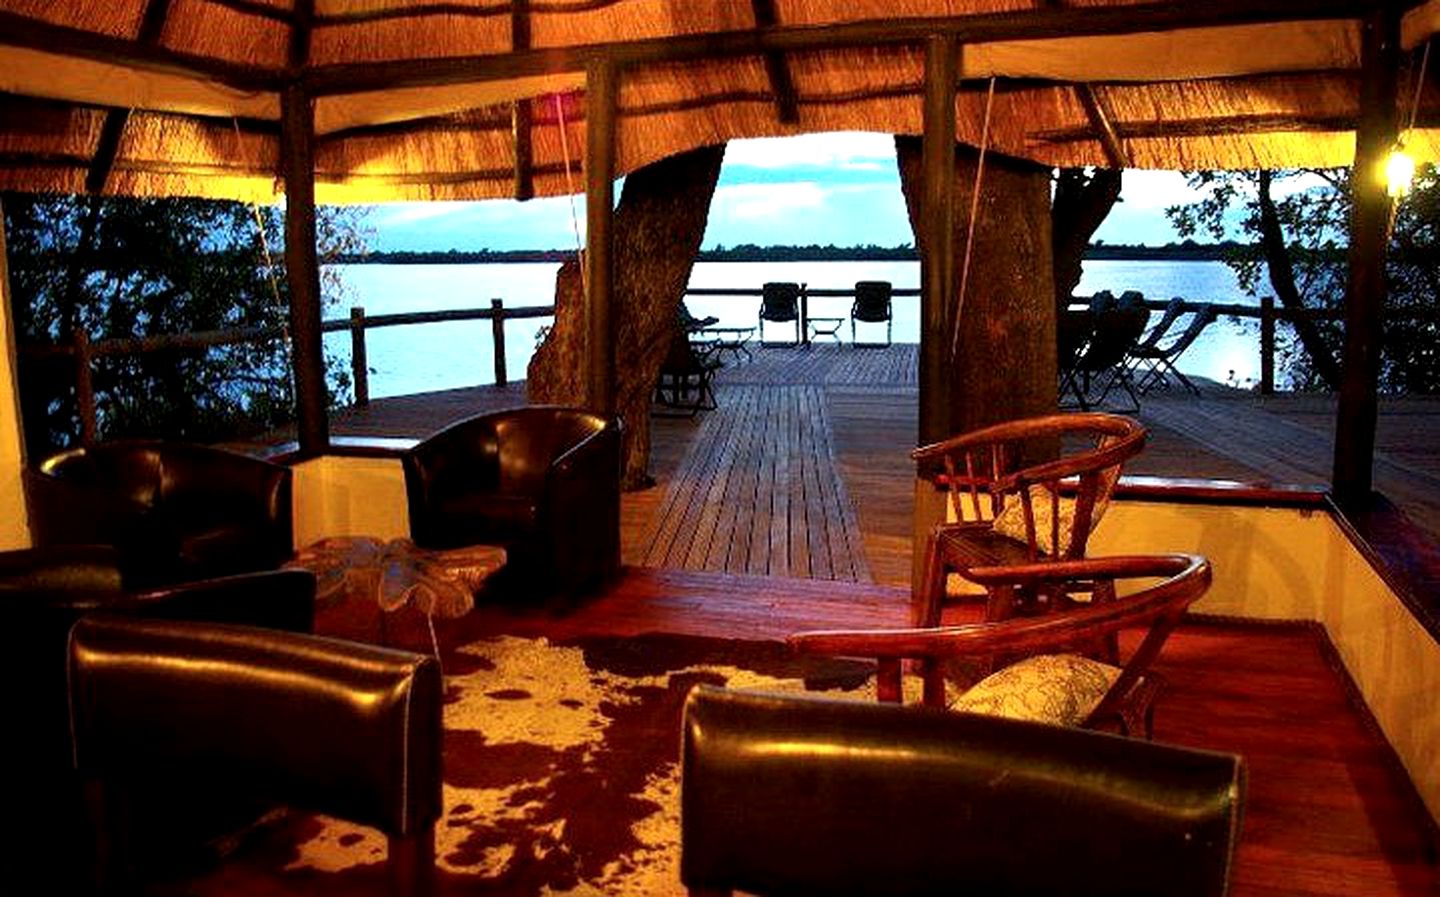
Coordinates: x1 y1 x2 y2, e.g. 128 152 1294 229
1259 296 1275 395
491 298 508 387
74 329 97 445
799 282 810 346
350 306 369 406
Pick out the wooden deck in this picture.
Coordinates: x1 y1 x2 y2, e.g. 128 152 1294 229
329 343 1440 587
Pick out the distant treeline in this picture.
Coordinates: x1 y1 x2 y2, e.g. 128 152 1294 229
335 240 1251 265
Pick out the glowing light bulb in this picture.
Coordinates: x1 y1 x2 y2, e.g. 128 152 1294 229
1385 148 1416 198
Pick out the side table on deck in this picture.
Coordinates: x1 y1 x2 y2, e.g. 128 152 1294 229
286 536 506 662
694 325 756 363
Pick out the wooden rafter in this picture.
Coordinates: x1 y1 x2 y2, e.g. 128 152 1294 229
0 2 1373 100
752 0 799 125
84 0 173 194
1076 83 1131 167
1038 0 1129 168
1033 113 1388 143
292 0 1368 94
512 0 534 200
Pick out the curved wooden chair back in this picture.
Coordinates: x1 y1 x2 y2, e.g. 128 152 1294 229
912 412 1146 562
789 554 1212 735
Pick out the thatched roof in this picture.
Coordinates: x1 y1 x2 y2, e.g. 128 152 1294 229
1 0 1438 202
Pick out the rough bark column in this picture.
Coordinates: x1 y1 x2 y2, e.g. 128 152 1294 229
899 125 1057 594
909 35 958 592
1333 2 1399 509
585 58 618 415
281 83 328 453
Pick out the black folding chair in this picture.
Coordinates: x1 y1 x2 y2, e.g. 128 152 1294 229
759 282 802 346
850 280 893 347
1132 304 1218 396
1061 291 1148 413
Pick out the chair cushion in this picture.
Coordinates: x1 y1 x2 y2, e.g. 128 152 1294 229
952 653 1121 727
990 484 1116 556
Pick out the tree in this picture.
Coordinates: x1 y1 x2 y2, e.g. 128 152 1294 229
1165 170 1347 390
3 193 369 456
1052 167 1122 306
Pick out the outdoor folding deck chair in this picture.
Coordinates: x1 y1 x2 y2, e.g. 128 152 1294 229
1061 290 1149 413
655 326 721 416
1131 304 1218 396
850 280 893 347
759 282 802 345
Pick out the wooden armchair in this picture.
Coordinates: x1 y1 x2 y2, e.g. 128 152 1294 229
790 554 1211 738
911 412 1146 628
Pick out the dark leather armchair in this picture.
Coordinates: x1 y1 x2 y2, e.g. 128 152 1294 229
402 406 623 596
26 440 294 587
0 546 315 889
69 615 442 897
681 685 1246 897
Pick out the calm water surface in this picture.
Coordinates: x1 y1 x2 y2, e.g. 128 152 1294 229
329 260 1258 400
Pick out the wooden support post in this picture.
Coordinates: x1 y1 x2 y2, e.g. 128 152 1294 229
281 83 329 453
918 35 958 448
349 306 368 406
799 283 810 346
510 0 534 200
1333 2 1399 509
584 58 618 415
1259 295 1275 395
912 35 959 593
74 329 96 445
491 298 508 386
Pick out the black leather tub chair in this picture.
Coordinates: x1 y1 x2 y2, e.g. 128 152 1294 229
0 546 315 891
69 615 443 897
26 440 294 587
402 406 623 597
680 685 1246 897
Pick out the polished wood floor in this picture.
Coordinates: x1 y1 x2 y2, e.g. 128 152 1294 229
322 346 1439 895
327 345 1440 588
413 567 1438 897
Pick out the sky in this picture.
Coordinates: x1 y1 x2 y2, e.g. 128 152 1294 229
363 131 1214 253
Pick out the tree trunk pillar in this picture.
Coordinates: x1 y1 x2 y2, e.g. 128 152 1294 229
899 136 1057 594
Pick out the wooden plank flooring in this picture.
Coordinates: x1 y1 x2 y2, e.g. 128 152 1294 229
324 344 1440 582
314 349 1439 895
638 385 869 581
425 568 1439 897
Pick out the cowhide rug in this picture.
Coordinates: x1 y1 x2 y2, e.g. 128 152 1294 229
167 632 875 897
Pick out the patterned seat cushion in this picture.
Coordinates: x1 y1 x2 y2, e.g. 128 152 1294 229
951 653 1122 727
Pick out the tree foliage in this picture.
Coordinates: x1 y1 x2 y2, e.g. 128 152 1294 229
1165 167 1440 394
3 194 369 455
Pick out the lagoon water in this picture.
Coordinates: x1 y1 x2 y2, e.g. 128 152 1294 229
329 260 1259 400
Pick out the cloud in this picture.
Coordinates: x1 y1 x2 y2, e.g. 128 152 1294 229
711 182 829 220
722 131 896 171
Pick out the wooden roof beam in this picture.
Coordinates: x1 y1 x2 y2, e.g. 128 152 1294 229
303 0 1371 96
1032 112 1388 142
1076 83 1132 167
752 0 800 125
84 0 173 194
512 0 534 201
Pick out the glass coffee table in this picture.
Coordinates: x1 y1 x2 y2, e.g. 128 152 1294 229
287 536 506 661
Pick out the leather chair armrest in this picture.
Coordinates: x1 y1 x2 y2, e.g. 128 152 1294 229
122 568 317 635
0 545 125 597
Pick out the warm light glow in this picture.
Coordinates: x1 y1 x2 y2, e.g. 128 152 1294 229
1384 148 1416 198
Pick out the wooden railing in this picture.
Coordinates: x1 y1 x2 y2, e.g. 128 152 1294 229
686 284 920 346
338 299 554 403
19 298 555 440
22 286 1437 442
